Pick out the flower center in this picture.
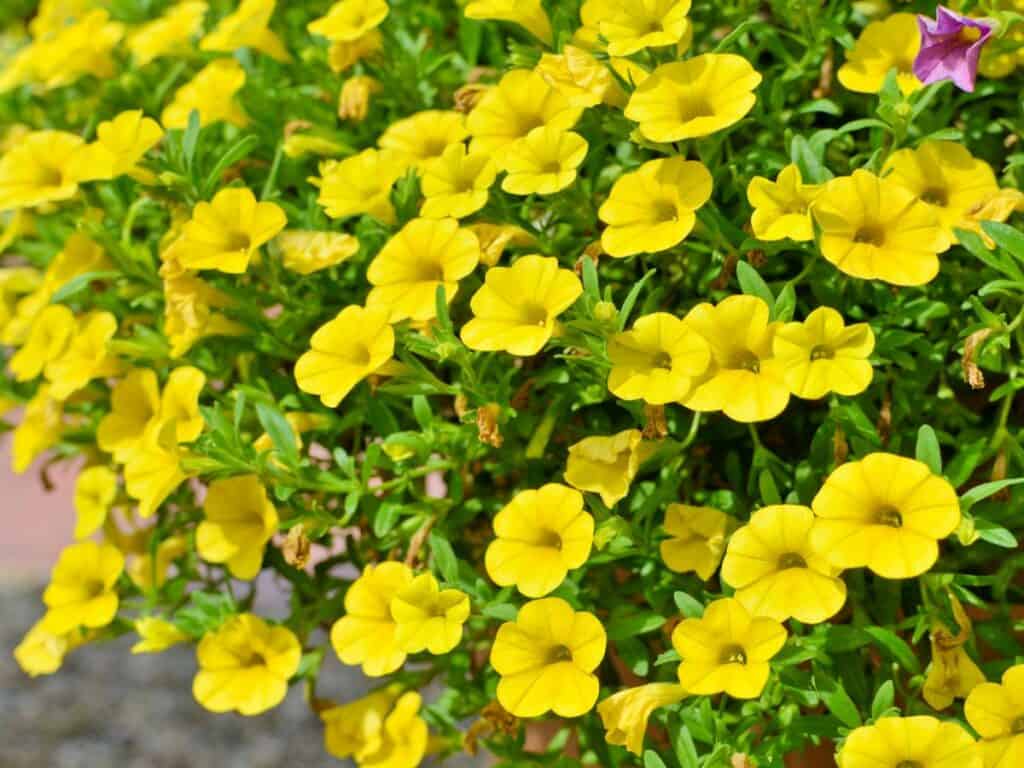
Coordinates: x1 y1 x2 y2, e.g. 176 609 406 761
853 225 885 246
347 343 373 367
653 198 678 223
236 648 269 669
414 260 446 282
1012 716 1024 735
958 26 982 44
720 644 747 665
225 230 252 251
421 139 448 159
920 187 949 207
650 350 673 370
727 349 760 373
547 644 573 664
809 345 833 361
83 578 106 598
37 164 64 187
520 302 549 326
537 529 563 550
778 552 807 570
875 505 903 528
678 96 715 122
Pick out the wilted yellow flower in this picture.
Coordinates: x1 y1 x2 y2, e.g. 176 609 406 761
466 69 583 156
598 157 712 258
810 452 961 579
607 312 711 404
883 140 999 240
500 127 587 196
32 9 124 91
960 188 1024 248
378 110 468 169
464 0 553 45
162 271 243 357
68 110 164 183
327 29 382 73
485 484 593 598
461 255 582 356
625 54 761 142
598 0 692 57
45 311 121 400
196 475 279 580
366 217 480 322
8 304 75 382
337 74 382 122
11 385 62 473
564 429 646 507
390 572 470 655
747 164 821 242
535 45 630 109
128 1 208 67
965 664 1024 768
295 305 395 407
331 561 414 676
193 614 301 715
491 597 606 717
201 0 290 61
42 540 124 634
176 187 287 274
682 295 790 423
659 504 733 580
837 13 922 94
468 222 535 266
772 306 875 400
322 689 429 768
309 0 389 41
131 617 190 654
597 683 688 756
923 595 986 711
123 418 189 518
317 148 405 222
420 143 497 219
162 58 250 129
277 230 359 274
838 716 981 768
672 597 786 698
0 130 85 211
73 465 118 539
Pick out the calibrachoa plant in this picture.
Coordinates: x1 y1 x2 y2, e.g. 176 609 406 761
4 0 1024 766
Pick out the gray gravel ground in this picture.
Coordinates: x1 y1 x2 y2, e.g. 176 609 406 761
0 582 481 768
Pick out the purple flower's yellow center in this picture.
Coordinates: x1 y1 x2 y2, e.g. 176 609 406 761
1012 716 1024 734
225 230 252 251
875 505 903 528
809 345 833 361
778 552 807 570
920 187 949 207
720 644 747 665
727 349 761 373
958 26 983 44
537 529 563 550
853 225 885 247
678 95 715 122
547 644 574 664
520 302 549 326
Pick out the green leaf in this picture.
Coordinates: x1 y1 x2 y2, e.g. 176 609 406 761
820 682 862 728
773 282 796 322
50 270 120 303
429 531 459 584
582 254 600 299
871 681 895 720
758 468 781 505
982 221 1024 264
434 283 454 335
182 109 201 170
482 602 518 621
373 501 402 537
736 261 774 312
960 478 1024 512
671 722 699 768
643 750 667 768
974 518 1019 548
790 134 832 183
673 591 704 618
617 269 656 330
412 395 432 431
914 425 942 474
202 135 260 197
607 611 665 640
862 626 921 673
255 402 299 466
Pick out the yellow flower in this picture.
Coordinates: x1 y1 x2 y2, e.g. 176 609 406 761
378 110 468 170
41 540 124 634
747 164 821 242
8 304 75 382
883 140 1000 241
535 45 629 109
277 230 359 274
837 13 922 95
97 369 160 462
29 0 97 38
420 143 497 219
32 9 124 91
201 0 289 61
0 130 85 211
598 0 692 57
162 271 243 357
11 385 62 473
45 311 120 400
500 127 587 196
254 411 325 453
812 170 950 286
681 295 790 423
309 0 388 41
316 148 405 222
721 504 847 624
598 157 712 258
331 561 414 676
810 452 961 579
131 617 190 654
327 29 382 73
338 74 382 122
772 306 875 400
597 683 688 756
39 231 110 297
360 692 430 768
468 222 535 266
197 474 279 580
460 255 582 356
671 597 786 698
67 110 164 183
564 429 646 507
839 716 981 768
123 418 189 518
282 133 348 159
961 188 1024 248
464 0 553 46
0 265 41 335
390 572 471 655
485 484 593 598
490 597 606 718
193 613 301 715
923 596 986 711
322 689 429 768
965 664 1024 768
13 619 87 677
659 504 734 580
162 58 249 129
128 1 208 67
466 69 583 156
295 305 394 407
161 366 206 443
366 217 480 322
625 54 761 142
73 465 118 539
127 535 188 591
607 312 712 404
176 187 287 274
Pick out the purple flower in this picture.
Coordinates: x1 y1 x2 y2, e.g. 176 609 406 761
914 7 995 92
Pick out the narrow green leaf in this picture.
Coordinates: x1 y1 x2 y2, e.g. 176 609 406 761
974 519 1019 548
871 681 895 720
582 254 600 299
617 269 656 330
255 402 299 465
50 270 120 303
960 478 1024 512
863 626 921 673
982 221 1024 264
643 750 667 768
915 425 942 474
671 722 699 768
736 261 775 312
429 531 459 584
820 682 862 728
